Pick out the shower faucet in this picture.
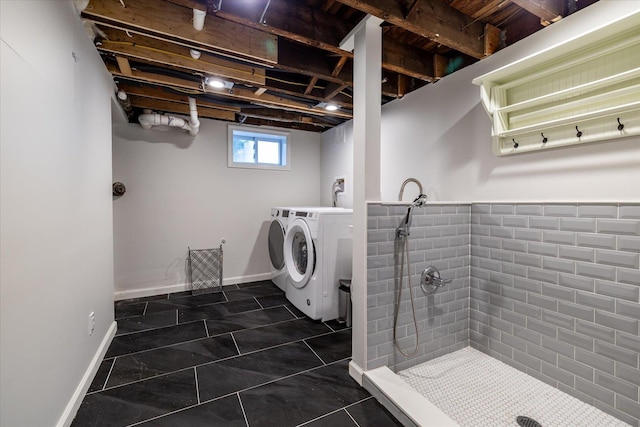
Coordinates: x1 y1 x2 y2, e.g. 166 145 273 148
420 266 452 294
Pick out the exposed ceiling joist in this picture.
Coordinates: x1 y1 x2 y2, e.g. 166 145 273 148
83 0 278 66
107 62 353 119
334 0 500 58
83 0 598 132
116 56 132 75
511 0 565 25
116 82 241 112
97 29 267 87
129 96 237 121
164 0 435 81
239 108 333 127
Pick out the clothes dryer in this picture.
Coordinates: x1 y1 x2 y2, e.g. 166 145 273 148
283 208 353 321
268 207 292 291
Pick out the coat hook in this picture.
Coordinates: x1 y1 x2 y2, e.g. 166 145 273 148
576 126 583 138
512 138 518 149
541 133 548 144
617 118 624 131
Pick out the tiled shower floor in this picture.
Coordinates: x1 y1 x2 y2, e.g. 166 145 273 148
72 281 401 427
399 347 629 427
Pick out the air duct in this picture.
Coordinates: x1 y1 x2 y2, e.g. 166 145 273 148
138 97 200 136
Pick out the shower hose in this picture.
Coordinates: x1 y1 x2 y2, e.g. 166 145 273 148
392 233 420 357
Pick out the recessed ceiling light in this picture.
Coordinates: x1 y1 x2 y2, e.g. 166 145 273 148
208 78 225 88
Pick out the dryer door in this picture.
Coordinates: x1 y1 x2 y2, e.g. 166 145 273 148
284 218 315 289
268 218 285 271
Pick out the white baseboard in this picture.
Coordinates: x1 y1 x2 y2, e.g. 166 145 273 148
114 283 190 301
229 272 272 286
114 272 273 301
57 321 117 427
349 360 365 385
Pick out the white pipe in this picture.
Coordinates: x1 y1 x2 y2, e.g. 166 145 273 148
137 97 199 136
187 97 200 136
138 113 188 130
193 9 206 31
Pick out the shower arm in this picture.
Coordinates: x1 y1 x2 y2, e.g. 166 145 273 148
398 178 424 201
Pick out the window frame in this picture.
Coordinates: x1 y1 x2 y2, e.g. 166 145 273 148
227 124 291 171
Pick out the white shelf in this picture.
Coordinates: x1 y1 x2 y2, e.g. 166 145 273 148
472 10 640 156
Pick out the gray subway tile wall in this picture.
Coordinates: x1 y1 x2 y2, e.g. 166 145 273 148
471 203 639 426
366 202 640 426
366 203 471 372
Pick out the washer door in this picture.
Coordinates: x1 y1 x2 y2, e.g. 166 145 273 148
268 219 285 271
284 218 315 289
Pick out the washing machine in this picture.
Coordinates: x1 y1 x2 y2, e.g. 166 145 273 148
268 207 293 291
283 208 353 321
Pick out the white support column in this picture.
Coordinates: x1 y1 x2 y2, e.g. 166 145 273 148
341 14 383 384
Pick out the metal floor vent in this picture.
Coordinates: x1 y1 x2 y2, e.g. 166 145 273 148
517 416 542 427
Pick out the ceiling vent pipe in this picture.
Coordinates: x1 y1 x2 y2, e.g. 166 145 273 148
138 97 200 136
193 9 206 31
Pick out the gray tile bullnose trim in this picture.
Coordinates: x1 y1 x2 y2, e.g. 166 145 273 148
366 202 640 427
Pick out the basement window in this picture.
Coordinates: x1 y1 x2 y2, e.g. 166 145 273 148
228 125 290 170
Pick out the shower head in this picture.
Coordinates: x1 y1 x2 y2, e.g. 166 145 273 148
411 193 428 207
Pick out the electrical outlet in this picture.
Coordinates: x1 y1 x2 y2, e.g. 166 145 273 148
88 311 95 336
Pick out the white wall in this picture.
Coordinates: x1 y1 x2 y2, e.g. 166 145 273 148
322 1 640 203
0 2 115 426
322 122 354 207
112 120 321 298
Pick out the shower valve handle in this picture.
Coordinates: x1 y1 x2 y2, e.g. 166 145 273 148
420 266 451 294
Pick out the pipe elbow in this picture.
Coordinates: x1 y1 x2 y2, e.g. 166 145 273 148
138 114 154 129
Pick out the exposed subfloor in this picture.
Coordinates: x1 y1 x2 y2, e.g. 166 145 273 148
72 280 402 427
398 346 629 427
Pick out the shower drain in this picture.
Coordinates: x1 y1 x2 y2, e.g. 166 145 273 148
517 416 542 427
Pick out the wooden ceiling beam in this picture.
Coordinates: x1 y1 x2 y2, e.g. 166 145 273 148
264 77 353 109
116 56 133 75
116 82 241 112
107 63 353 119
335 0 499 59
168 0 352 51
239 108 332 126
163 0 434 81
323 82 349 102
332 55 350 78
277 39 353 84
433 54 447 80
83 0 277 66
397 74 409 98
96 27 266 86
304 77 319 96
94 24 355 103
128 96 236 121
510 0 565 25
382 37 434 80
241 117 327 133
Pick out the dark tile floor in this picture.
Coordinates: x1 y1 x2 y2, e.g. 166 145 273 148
72 280 402 427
